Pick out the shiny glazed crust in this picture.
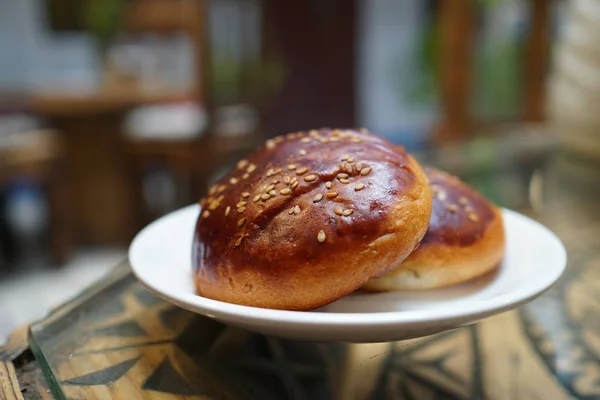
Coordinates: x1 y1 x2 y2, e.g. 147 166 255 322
363 168 505 291
192 128 432 310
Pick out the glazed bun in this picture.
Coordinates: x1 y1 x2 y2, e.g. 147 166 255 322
364 168 505 291
192 128 432 310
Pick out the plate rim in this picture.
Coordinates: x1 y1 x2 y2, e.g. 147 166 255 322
129 205 567 328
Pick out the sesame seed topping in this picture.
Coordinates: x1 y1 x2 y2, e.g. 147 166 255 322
299 149 307 156
282 177 290 185
351 138 362 143
274 168 282 174
339 163 345 170
238 217 246 227
218 185 227 193
242 173 250 179
468 213 479 222
296 167 308 175
360 167 372 176
288 164 296 170
337 173 349 179
343 209 354 216
437 191 447 201
237 160 249 170
202 210 210 218
241 192 250 198
309 130 319 137
230 178 238 185
280 188 291 195
261 193 271 200
304 174 317 182
330 137 341 142
326 192 338 198
237 207 246 213
345 164 353 174
274 136 284 143
334 206 344 216
446 204 458 212
341 155 349 161
301 137 312 143
332 130 341 137
253 194 261 203
313 193 323 202
247 164 257 173
317 230 326 243
320 138 329 143
237 201 247 208
347 157 355 163
266 140 276 149
293 205 301 215
225 206 231 216
459 196 469 205
266 184 276 192
288 207 295 215
266 168 275 177
355 183 365 191
269 190 276 196
208 201 219 211
234 236 243 247
340 178 350 184
209 186 217 195
291 181 299 189
326 181 332 189
356 162 363 171
290 176 298 184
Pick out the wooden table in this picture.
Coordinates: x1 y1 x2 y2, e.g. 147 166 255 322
2 131 599 399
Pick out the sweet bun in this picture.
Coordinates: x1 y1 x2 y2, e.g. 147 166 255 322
364 167 505 291
192 128 432 310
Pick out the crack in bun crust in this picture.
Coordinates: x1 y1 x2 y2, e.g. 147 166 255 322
363 167 506 291
192 128 432 310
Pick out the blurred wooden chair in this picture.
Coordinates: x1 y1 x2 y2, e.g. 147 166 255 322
0 129 72 265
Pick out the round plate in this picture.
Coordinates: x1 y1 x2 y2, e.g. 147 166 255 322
129 205 566 343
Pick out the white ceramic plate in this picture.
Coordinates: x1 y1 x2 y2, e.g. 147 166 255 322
129 205 566 343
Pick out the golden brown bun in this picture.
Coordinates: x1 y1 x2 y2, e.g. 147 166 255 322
364 167 505 291
192 128 432 310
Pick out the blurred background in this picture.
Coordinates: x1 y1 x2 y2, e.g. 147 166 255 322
0 0 594 339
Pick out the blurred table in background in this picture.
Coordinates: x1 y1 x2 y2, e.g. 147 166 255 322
3 125 600 399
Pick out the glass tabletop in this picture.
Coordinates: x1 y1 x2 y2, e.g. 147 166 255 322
28 127 600 399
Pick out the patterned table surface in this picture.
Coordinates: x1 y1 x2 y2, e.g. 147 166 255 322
2 131 600 400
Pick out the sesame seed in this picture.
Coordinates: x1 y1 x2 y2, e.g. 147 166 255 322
468 213 479 222
313 193 323 202
269 190 276 196
291 181 299 189
347 157 355 163
355 183 365 191
320 138 329 143
309 130 319 137
332 130 341 137
304 174 317 182
253 194 261 203
446 204 458 212
296 167 308 175
266 168 275 177
225 206 231 216
459 196 469 205
209 186 217 195
260 193 271 200
330 137 340 142
237 201 247 208
218 185 227 192
202 210 210 218
326 181 332 189
326 192 338 198
334 206 344 216
343 209 354 216
341 155 349 161
345 164 353 174
351 138 362 143
437 191 447 201
266 184 276 192
288 164 296 171
274 136 284 143
339 163 345 170
237 207 246 213
288 207 295 215
266 140 276 149
274 168 282 174
208 201 219 210
293 205 301 215
242 173 250 179
360 167 372 176
299 149 307 155
240 192 249 199
280 188 291 195
238 217 247 227
337 173 349 179
356 162 363 171
301 137 312 143
234 236 243 247
284 176 291 184
237 160 249 170
317 230 326 243
287 132 296 139
290 176 298 184
230 178 238 185
247 164 257 173
340 178 350 184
